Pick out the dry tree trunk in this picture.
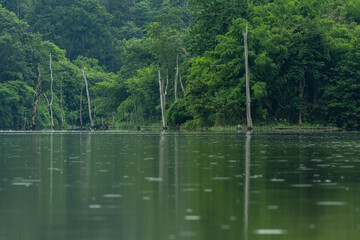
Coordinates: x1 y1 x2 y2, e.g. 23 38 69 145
44 94 52 128
158 70 167 130
48 53 54 130
243 23 253 130
81 61 94 129
29 65 41 131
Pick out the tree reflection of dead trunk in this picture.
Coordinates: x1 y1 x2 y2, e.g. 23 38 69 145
159 132 166 198
49 132 54 228
244 131 251 240
174 134 179 217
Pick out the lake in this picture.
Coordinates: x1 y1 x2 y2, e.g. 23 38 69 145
0 131 359 240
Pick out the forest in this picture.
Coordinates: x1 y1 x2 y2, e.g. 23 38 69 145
0 0 359 130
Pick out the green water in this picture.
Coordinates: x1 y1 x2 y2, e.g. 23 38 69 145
0 131 359 240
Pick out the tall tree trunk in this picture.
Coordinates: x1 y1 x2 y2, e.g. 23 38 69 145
81 62 94 129
243 24 253 130
174 55 179 101
60 78 64 130
112 112 115 130
29 65 41 131
158 70 167 130
80 81 83 129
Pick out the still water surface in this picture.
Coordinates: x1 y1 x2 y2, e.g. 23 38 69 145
0 131 359 240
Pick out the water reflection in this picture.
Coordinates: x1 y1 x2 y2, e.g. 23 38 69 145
244 131 250 240
0 132 360 240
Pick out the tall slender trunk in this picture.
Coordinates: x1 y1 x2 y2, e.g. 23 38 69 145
81 62 94 129
112 112 115 129
29 65 41 131
243 24 253 130
158 70 167 130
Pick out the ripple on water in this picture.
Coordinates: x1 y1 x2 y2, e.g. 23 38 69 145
291 184 312 188
316 201 346 206
254 229 287 235
88 204 102 209
212 177 231 180
103 194 122 198
184 216 201 221
270 178 285 182
12 179 40 187
145 177 162 182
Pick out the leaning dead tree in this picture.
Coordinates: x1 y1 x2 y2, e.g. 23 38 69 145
158 70 167 130
44 53 55 130
81 61 94 129
29 65 42 131
243 23 253 130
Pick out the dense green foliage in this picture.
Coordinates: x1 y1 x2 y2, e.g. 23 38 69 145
0 0 360 130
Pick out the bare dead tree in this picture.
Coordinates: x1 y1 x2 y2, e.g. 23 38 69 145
29 65 42 131
81 61 94 129
46 53 55 131
243 23 253 130
43 94 52 129
158 70 167 130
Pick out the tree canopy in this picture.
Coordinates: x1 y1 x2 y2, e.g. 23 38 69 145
1 0 360 130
